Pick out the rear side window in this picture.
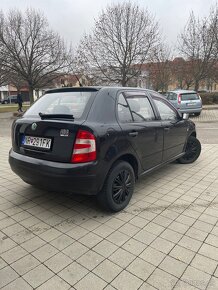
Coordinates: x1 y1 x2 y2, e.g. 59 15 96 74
167 92 177 101
127 96 155 122
117 94 155 123
181 93 199 101
117 94 133 122
25 91 94 119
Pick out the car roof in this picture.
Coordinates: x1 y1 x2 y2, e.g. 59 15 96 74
167 89 197 94
45 86 163 96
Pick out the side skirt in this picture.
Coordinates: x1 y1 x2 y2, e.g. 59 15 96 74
139 152 185 178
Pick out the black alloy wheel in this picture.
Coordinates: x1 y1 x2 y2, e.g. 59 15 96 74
177 136 201 164
97 161 135 212
112 170 132 204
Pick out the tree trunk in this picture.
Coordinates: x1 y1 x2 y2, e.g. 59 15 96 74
194 80 199 92
121 76 127 87
28 85 34 104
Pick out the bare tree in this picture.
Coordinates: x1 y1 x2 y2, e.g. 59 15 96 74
0 8 73 103
147 43 172 92
77 2 159 86
210 4 218 56
178 7 218 91
208 4 218 86
0 64 8 87
0 70 6 87
170 57 194 89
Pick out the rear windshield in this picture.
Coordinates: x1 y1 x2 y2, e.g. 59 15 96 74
25 91 94 119
181 93 199 101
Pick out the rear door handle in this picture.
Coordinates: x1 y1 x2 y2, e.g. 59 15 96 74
129 131 138 137
164 127 170 131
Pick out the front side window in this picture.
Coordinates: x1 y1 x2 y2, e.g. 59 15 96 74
153 98 177 121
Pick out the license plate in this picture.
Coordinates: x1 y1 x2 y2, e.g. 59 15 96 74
22 136 52 149
187 102 196 106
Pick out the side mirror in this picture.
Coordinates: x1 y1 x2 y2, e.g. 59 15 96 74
183 113 189 120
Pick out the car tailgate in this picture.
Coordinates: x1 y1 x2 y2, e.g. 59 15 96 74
180 93 202 109
12 118 84 163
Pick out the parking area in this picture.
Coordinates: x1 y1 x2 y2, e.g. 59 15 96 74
192 110 218 123
0 114 218 289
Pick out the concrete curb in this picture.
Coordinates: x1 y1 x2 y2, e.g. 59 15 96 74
203 106 218 110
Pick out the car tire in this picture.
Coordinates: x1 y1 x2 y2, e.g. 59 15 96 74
177 136 201 164
195 112 201 116
97 161 135 212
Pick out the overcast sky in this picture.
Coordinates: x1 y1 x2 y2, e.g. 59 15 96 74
1 0 217 48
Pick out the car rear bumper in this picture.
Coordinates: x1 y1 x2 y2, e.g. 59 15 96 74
9 149 102 195
179 107 202 114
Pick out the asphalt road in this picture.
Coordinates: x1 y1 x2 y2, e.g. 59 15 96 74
0 113 218 144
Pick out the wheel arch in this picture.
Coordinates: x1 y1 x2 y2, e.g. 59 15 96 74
190 131 196 138
114 153 139 180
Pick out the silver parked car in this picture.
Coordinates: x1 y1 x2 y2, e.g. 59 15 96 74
166 90 202 116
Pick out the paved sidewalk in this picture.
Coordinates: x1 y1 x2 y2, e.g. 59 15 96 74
190 110 218 123
0 138 218 290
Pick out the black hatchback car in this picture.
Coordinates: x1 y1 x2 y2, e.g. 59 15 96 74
9 87 201 211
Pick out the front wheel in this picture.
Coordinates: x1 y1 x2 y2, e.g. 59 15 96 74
97 161 135 212
195 112 201 116
177 136 201 164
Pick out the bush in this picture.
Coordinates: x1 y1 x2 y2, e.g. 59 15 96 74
199 92 218 105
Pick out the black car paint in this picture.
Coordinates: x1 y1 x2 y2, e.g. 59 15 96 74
9 87 196 195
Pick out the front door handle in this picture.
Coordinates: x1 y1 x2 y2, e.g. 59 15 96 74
164 127 170 131
129 131 138 137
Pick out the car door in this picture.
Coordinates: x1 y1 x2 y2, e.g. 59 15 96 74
117 92 163 171
152 96 187 161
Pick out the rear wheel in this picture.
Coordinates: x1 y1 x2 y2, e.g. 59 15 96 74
177 136 201 164
97 161 135 212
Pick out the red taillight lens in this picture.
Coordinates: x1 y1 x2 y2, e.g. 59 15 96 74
178 94 181 104
71 130 96 163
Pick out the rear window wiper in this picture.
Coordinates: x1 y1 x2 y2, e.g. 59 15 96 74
39 112 74 120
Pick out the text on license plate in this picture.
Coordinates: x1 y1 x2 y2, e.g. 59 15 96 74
187 102 196 106
22 136 52 149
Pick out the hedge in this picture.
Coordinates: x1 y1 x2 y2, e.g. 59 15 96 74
199 92 218 105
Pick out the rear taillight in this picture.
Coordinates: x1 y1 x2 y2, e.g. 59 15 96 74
178 94 181 104
71 130 96 163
